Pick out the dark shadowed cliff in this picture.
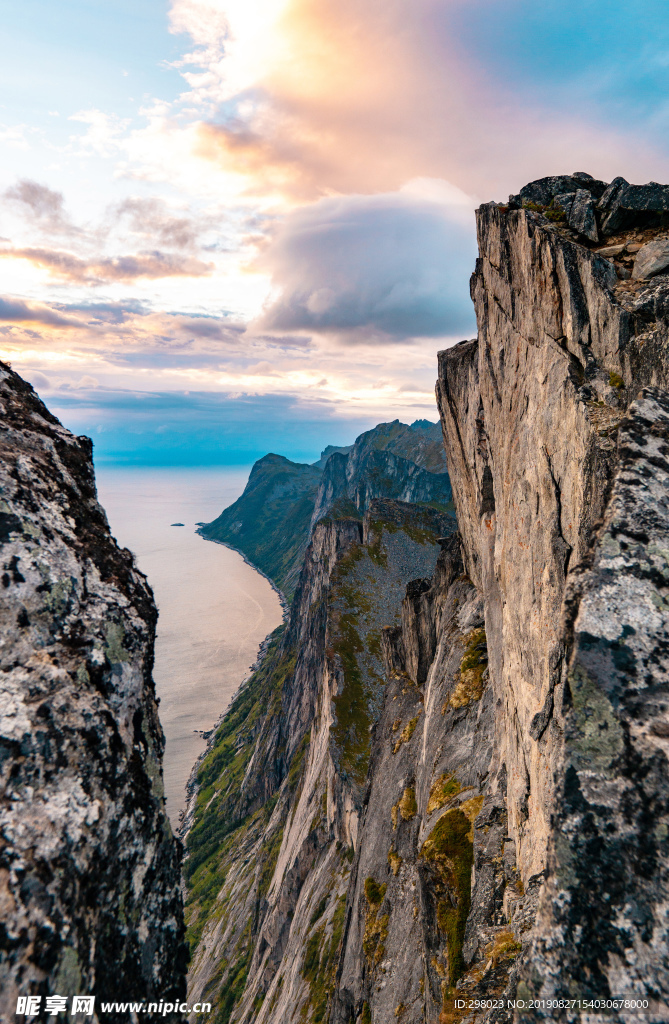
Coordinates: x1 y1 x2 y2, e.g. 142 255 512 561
184 173 669 1024
0 363 188 1020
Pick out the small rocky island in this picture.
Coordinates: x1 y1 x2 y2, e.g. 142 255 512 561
3 172 669 1023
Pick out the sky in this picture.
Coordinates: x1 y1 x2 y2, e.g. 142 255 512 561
1 0 669 465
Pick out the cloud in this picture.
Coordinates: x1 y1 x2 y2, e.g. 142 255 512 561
113 197 203 250
0 296 84 328
171 0 664 203
4 179 80 236
255 187 477 341
1 247 214 284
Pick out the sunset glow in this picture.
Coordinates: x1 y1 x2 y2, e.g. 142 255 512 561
2 0 669 461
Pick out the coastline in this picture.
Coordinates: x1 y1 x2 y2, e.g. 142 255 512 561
177 534 289 845
196 530 290 623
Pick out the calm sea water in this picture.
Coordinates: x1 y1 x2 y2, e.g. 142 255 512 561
95 466 284 826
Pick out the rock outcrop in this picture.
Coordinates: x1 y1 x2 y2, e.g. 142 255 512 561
186 175 669 1024
0 363 187 1019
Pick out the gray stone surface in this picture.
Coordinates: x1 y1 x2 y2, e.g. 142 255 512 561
632 237 669 279
0 363 187 1020
568 188 599 242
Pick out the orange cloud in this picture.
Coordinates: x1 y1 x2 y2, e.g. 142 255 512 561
0 247 214 284
181 0 663 202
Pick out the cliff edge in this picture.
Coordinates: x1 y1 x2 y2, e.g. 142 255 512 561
0 363 188 1019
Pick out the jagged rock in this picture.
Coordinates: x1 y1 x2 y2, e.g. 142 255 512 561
437 186 669 1019
632 237 669 279
568 188 599 242
553 191 575 217
0 363 187 1017
599 176 669 235
509 174 607 208
310 421 451 529
530 388 669 1009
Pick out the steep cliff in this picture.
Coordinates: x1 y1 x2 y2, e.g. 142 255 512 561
184 500 455 1021
0 363 188 1019
201 421 451 601
436 182 669 1017
186 174 669 1024
310 421 452 530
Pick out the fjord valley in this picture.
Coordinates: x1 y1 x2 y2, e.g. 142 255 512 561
3 171 669 1024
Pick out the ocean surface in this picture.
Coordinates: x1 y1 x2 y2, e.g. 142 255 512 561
95 466 284 826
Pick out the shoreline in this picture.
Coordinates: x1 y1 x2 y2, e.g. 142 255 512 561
196 530 290 623
177 534 289 844
176 626 280 843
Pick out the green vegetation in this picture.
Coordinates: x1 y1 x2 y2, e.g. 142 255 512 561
212 942 252 1024
427 773 461 815
258 826 284 902
363 878 389 966
609 370 625 389
309 895 329 927
301 895 347 1023
388 847 402 876
330 547 375 786
398 787 417 821
447 628 488 710
421 809 474 985
361 1002 372 1024
393 715 419 754
185 630 293 884
200 454 322 599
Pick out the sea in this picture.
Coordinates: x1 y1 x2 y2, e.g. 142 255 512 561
95 466 284 827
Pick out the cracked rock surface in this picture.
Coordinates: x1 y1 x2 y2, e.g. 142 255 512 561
0 363 187 1021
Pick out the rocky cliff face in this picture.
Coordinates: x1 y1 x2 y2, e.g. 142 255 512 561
201 420 451 602
186 175 669 1024
184 500 455 1021
310 421 452 529
0 363 187 1019
436 185 669 1016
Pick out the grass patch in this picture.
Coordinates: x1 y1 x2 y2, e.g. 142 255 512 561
393 715 420 754
609 370 625 389
427 773 461 815
258 825 284 901
421 809 474 986
363 879 389 966
388 847 402 876
446 628 487 710
301 895 347 1023
399 786 417 821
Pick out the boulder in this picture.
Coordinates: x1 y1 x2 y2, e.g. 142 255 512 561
599 177 669 234
552 192 576 216
632 238 669 280
509 174 608 208
568 188 599 242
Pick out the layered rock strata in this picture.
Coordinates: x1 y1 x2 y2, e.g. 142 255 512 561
437 189 669 1018
0 364 187 1019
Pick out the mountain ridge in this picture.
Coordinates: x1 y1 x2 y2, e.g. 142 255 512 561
200 419 452 600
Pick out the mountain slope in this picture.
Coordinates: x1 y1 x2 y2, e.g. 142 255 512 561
200 421 451 601
200 454 323 600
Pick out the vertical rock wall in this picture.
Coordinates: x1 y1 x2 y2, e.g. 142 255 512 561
0 364 187 1019
437 202 669 1016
